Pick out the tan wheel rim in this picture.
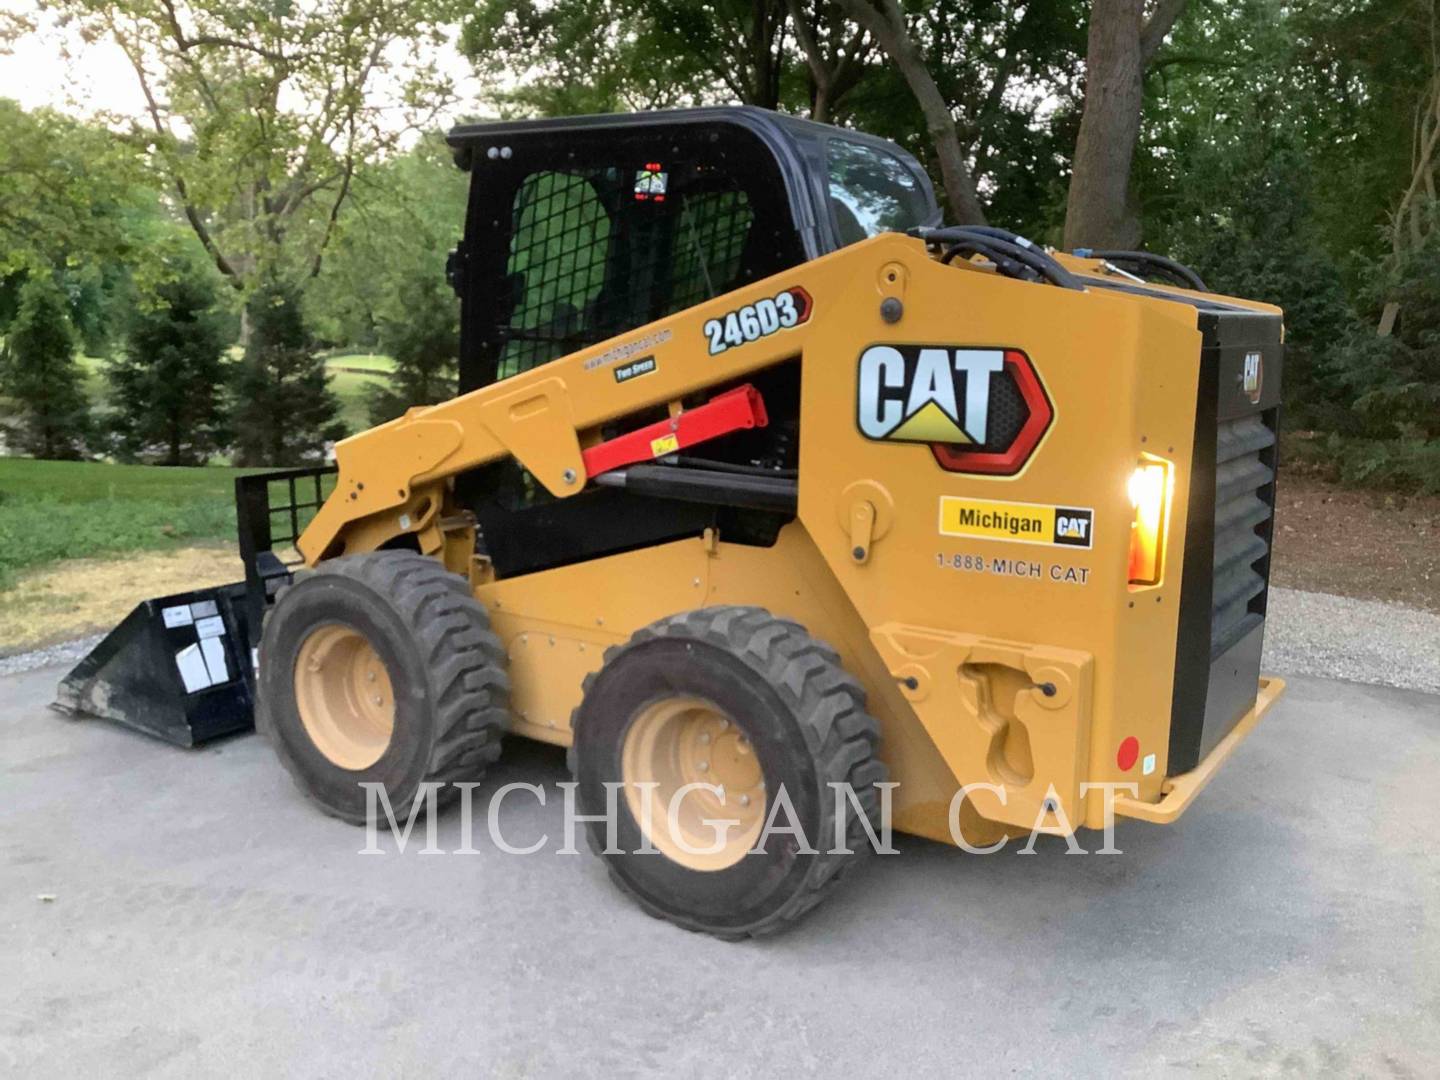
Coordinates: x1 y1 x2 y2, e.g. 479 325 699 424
621 696 767 872
293 624 396 770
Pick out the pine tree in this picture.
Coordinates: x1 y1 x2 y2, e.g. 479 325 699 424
108 272 231 465
366 273 458 426
0 275 91 459
231 280 346 466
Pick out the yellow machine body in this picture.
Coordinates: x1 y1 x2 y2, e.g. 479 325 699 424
295 233 1285 846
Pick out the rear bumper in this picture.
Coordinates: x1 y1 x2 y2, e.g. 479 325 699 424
1113 675 1285 825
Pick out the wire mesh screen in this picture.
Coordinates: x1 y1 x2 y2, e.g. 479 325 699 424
265 470 338 557
496 167 756 379
665 191 753 315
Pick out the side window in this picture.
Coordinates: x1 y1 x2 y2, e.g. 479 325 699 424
501 171 614 379
826 139 931 244
494 166 759 382
663 190 754 317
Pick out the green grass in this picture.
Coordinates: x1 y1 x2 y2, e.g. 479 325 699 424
0 458 261 589
0 350 394 586
329 367 389 434
324 354 393 434
325 353 395 374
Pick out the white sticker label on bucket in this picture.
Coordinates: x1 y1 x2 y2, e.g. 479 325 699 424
190 600 219 619
200 636 229 684
162 605 194 628
175 643 212 693
195 616 225 640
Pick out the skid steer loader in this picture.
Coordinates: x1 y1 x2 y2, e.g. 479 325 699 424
58 107 1285 937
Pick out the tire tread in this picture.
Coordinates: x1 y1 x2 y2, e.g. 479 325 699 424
258 551 509 824
568 604 885 939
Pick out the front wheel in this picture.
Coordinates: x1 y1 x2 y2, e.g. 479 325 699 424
569 606 886 939
257 551 509 824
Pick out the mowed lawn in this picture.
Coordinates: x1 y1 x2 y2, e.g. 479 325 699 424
0 355 392 647
1 354 391 590
0 458 258 590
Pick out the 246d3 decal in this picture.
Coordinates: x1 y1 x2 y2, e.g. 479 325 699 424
704 287 812 356
856 344 1053 475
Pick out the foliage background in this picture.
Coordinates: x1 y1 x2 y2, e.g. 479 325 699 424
2 0 1439 487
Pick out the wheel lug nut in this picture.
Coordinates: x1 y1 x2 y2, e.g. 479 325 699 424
699 733 711 744
697 761 709 772
739 795 750 807
367 672 376 682
373 696 383 705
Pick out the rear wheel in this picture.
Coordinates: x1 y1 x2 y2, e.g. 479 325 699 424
570 606 886 939
258 551 509 824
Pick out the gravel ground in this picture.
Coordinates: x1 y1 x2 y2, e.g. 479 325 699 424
5 587 1438 694
0 633 102 679
1263 586 1440 695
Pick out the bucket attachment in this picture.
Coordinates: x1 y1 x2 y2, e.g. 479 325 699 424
53 582 260 747
52 464 335 748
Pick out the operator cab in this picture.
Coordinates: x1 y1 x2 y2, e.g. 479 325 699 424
444 107 939 577
445 106 939 393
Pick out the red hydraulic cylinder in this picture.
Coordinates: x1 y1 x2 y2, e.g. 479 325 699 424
580 384 769 479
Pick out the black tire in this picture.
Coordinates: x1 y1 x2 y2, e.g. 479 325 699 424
257 551 509 824
569 605 886 939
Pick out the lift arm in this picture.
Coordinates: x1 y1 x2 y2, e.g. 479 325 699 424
297 233 916 564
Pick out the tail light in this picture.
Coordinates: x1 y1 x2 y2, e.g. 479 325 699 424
1127 457 1172 587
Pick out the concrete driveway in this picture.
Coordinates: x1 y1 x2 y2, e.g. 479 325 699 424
2 663 1437 1076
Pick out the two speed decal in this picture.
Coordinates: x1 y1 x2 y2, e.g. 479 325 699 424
704 287 812 356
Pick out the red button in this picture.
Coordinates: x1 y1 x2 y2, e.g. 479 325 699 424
1117 736 1140 771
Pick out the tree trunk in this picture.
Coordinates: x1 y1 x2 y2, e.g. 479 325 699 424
1064 0 1146 249
1063 0 1186 250
746 0 784 109
812 84 831 123
838 0 987 224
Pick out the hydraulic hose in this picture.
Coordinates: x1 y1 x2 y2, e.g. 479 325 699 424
914 226 1083 291
1071 248 1208 292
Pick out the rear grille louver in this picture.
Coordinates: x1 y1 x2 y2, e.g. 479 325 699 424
1210 415 1276 658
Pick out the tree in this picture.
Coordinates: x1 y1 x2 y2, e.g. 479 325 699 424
648 0 791 108
462 0 1086 230
461 0 793 115
107 267 231 464
304 138 463 424
0 100 146 281
231 281 345 465
837 0 987 223
1063 0 1187 248
366 275 458 425
0 100 164 357
0 276 92 459
55 0 458 293
305 136 466 348
785 0 874 123
1130 1 1350 424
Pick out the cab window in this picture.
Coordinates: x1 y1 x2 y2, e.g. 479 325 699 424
826 139 931 245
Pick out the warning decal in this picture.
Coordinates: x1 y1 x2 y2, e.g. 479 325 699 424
938 496 1093 549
